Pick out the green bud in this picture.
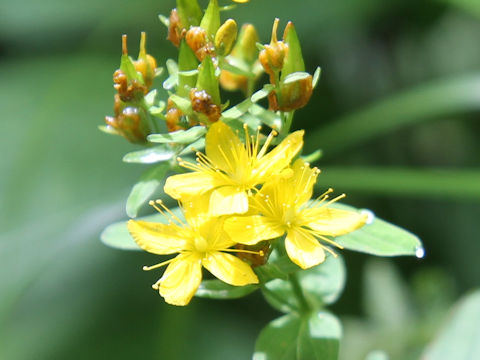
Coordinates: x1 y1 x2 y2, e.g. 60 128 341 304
280 21 305 81
178 39 199 97
200 0 220 39
196 56 220 105
215 19 237 56
176 0 203 28
235 23 259 64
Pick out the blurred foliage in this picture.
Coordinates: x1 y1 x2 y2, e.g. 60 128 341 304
1 0 480 359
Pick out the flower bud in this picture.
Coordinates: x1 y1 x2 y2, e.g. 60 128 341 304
259 18 287 76
105 95 150 143
278 22 313 111
165 98 184 132
133 32 158 89
190 88 221 123
185 26 214 61
167 8 184 47
215 19 237 56
235 23 259 64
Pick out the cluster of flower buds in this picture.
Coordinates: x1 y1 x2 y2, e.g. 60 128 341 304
260 19 313 111
105 33 158 143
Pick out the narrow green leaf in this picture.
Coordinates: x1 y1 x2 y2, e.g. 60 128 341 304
328 202 423 257
422 289 480 360
251 84 275 103
179 137 205 155
283 71 311 84
98 124 120 136
178 40 198 97
317 167 480 201
261 255 346 313
120 54 143 83
301 149 322 164
195 280 258 299
169 94 193 115
126 163 170 218
312 67 322 88
248 104 282 129
307 74 480 155
148 126 206 144
281 22 305 81
122 145 175 164
221 98 253 119
297 311 342 360
101 210 184 251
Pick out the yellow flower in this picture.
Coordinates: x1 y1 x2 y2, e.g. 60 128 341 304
164 121 304 216
224 159 367 269
127 196 259 306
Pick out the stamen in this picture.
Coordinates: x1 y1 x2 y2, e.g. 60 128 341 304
155 199 186 226
222 248 265 256
257 130 277 159
143 257 176 271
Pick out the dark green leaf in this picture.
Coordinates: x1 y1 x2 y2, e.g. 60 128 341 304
126 163 170 218
328 203 423 257
122 145 175 164
308 74 480 155
316 166 480 201
195 280 258 299
148 126 206 144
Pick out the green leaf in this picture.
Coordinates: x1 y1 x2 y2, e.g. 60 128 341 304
101 209 184 251
422 289 480 360
365 351 389 360
307 74 480 155
179 137 205 155
195 280 258 299
98 124 120 136
253 311 341 360
327 202 423 257
297 312 341 360
221 98 253 119
316 166 480 201
148 126 206 144
122 145 175 164
254 313 301 360
301 149 323 164
283 71 311 84
261 255 346 313
126 163 170 218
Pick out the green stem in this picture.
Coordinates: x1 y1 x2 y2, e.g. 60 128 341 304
289 272 310 314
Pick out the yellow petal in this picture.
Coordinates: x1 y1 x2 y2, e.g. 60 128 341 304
159 253 203 306
164 172 218 200
300 207 367 236
205 121 247 174
181 192 213 229
255 130 304 182
127 220 188 255
285 228 325 269
224 215 284 245
196 216 236 250
202 251 259 286
209 186 249 216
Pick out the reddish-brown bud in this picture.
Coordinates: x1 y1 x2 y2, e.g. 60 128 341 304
190 88 221 123
278 75 313 111
167 8 184 47
165 99 184 132
259 18 287 76
105 96 150 143
113 69 147 102
185 26 215 61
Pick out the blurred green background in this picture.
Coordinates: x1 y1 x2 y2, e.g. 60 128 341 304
1 0 479 359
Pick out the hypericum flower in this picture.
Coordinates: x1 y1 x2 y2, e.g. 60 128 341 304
164 121 304 216
224 159 367 269
127 196 259 306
